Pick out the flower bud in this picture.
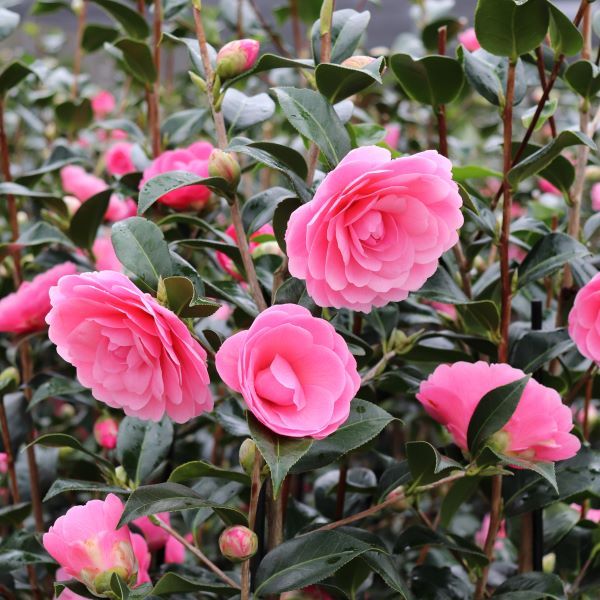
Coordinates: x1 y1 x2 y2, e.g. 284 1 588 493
216 39 260 80
188 71 207 93
386 486 410 511
341 55 376 69
93 416 119 450
239 438 257 476
208 149 241 189
219 526 258 562
0 367 20 394
0 452 8 474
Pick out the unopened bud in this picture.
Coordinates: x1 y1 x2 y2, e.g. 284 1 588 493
93 416 119 450
208 149 241 189
188 71 207 93
341 55 377 69
219 526 258 562
239 439 257 476
216 39 260 80
115 465 128 486
0 367 20 394
386 486 410 511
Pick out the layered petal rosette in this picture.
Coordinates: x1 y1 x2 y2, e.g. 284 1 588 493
569 273 600 363
46 271 212 423
286 147 463 312
216 304 360 438
416 361 580 462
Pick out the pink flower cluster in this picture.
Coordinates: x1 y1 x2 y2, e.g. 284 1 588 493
286 147 463 312
417 361 580 462
46 271 213 423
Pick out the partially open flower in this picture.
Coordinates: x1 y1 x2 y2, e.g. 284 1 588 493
216 39 260 79
219 526 258 562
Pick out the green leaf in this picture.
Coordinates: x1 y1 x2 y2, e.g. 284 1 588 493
0 61 35 94
414 266 468 304
439 476 481 528
406 441 462 486
113 38 157 84
222 89 276 132
508 130 596 187
55 98 93 132
116 416 174 485
82 23 120 53
0 8 20 42
248 415 313 498
548 3 583 57
312 9 371 65
138 171 232 214
315 57 384 103
68 189 111 249
168 460 250 485
273 87 351 168
93 118 145 142
15 221 74 248
152 572 238 596
255 530 372 596
497 452 558 493
44 479 126 501
511 328 574 372
293 400 395 472
564 59 600 99
274 277 319 315
0 502 30 526
161 276 220 318
29 434 113 469
453 164 503 181
461 48 506 106
118 482 247 527
30 377 87 408
521 97 558 132
492 572 566 599
242 187 298 234
90 0 150 38
517 232 590 288
111 217 173 290
467 376 530 454
203 279 258 317
474 0 550 59
390 54 465 106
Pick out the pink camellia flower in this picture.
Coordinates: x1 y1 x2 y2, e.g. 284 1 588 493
46 271 213 423
105 195 137 222
475 514 507 549
569 273 600 363
216 304 360 438
0 452 7 474
216 224 276 281
219 526 258 562
417 361 580 462
216 39 260 79
286 147 463 312
165 533 192 564
0 263 78 335
429 301 457 320
139 141 214 210
131 534 151 584
93 235 122 272
458 27 481 52
105 142 135 176
384 124 400 149
570 503 600 523
91 91 116 119
591 182 600 211
43 494 137 595
132 513 170 551
93 416 119 450
539 178 561 196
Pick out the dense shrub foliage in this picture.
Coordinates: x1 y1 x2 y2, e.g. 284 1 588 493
0 0 600 598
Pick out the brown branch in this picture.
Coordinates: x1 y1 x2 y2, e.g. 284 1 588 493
290 0 303 56
534 47 557 138
72 0 88 98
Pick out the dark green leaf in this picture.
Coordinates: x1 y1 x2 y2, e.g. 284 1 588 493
116 416 174 485
312 9 371 65
30 377 87 408
242 187 298 234
90 0 150 38
274 277 319 315
29 434 113 469
0 502 30 526
68 189 111 249
168 461 249 485
273 197 302 253
467 376 530 454
44 479 126 501
548 4 583 57
390 53 465 106
55 98 93 132
406 441 462 486
161 276 220 318
152 572 238 596
82 23 119 52
440 476 481 528
111 217 173 290
315 57 384 103
511 328 574 372
222 89 276 132
493 572 565 599
564 59 600 99
15 222 74 248
248 415 313 497
0 61 35 93
114 38 157 84
273 87 351 168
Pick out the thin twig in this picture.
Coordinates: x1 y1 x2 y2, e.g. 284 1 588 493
72 0 88 98
289 0 303 56
149 517 240 589
534 47 557 138
247 0 290 57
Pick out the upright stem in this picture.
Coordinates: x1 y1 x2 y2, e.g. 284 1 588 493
192 5 267 312
0 398 20 503
474 475 503 600
241 449 263 600
290 0 303 56
534 47 557 138
72 0 88 98
149 0 162 157
335 460 348 520
498 59 517 364
266 479 284 550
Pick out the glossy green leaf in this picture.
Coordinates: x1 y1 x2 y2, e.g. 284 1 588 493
274 277 319 315
548 4 583 57
44 479 126 502
0 503 31 526
474 0 550 59
118 482 247 527
390 53 464 106
68 189 111 249
406 441 462 486
90 0 150 38
82 23 120 52
222 89 276 132
315 57 384 103
467 376 530 454
55 98 93 132
113 38 157 84
0 61 35 94
511 328 574 372
15 221 74 248
273 87 351 168
312 9 371 65
273 197 302 253
152 572 238 596
564 59 600 99
168 460 249 484
518 232 590 288
29 433 113 469
242 187 298 234
30 377 87 408
111 217 173 290
161 276 220 318
248 415 313 497
492 572 565 599
116 416 174 485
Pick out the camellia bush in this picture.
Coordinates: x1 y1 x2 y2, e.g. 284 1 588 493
2 0 600 597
